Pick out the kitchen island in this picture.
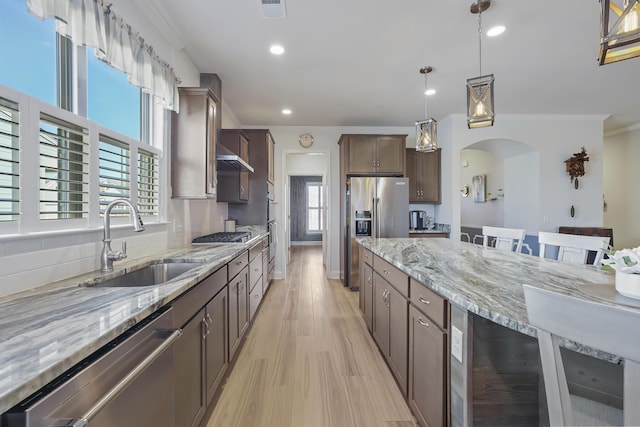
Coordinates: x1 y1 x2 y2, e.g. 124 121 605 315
0 227 268 418
357 237 630 427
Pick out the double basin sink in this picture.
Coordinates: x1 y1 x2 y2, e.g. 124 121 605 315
91 261 206 288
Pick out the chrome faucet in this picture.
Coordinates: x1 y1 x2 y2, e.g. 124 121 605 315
101 199 145 272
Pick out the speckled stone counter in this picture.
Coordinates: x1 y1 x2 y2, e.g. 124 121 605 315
357 236 631 361
0 227 268 415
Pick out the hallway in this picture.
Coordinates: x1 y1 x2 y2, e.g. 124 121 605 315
205 245 415 426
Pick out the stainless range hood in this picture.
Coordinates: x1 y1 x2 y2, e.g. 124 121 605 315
216 145 254 173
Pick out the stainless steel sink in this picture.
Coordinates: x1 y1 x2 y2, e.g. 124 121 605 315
92 262 205 288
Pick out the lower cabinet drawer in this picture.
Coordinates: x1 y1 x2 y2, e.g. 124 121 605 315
229 251 249 280
249 255 262 291
249 281 263 321
410 279 448 330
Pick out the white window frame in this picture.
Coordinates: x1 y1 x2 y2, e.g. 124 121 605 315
306 181 323 234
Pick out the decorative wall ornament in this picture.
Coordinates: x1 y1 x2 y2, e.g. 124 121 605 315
472 174 486 203
564 147 589 189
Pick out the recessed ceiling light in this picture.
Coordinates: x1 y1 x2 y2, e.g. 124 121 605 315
425 89 436 96
487 25 506 37
270 44 285 55
282 108 292 115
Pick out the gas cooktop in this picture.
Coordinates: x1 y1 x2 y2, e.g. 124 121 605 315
192 231 251 244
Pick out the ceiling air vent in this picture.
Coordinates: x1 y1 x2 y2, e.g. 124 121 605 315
260 0 287 19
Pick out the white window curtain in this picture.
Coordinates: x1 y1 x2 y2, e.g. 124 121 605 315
27 0 179 111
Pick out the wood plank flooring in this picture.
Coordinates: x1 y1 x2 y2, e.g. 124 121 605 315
205 245 416 427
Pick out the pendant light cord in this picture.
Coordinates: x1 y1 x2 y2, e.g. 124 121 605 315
424 72 429 118
478 11 483 76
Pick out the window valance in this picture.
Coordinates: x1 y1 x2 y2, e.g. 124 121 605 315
27 0 179 111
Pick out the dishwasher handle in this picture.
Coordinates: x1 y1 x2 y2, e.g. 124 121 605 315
59 328 182 427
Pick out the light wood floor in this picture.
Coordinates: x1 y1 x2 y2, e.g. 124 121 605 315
205 245 416 427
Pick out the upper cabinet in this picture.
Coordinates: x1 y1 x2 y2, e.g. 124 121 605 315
339 134 406 175
217 129 250 202
228 129 276 225
171 87 218 199
406 148 441 204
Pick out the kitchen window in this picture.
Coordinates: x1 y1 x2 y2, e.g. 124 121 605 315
0 97 20 222
306 182 323 233
0 2 165 236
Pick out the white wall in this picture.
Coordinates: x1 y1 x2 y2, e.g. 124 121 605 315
460 149 504 228
504 152 540 232
604 126 640 249
440 114 606 241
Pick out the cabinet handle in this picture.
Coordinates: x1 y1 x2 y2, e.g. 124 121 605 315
206 313 213 329
202 318 209 339
418 317 429 328
418 296 431 305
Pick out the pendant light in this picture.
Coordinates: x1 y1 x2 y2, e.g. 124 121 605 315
599 0 640 65
416 66 438 152
467 0 495 129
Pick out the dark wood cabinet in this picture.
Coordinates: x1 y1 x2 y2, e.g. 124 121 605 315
228 129 276 225
205 288 228 405
175 307 206 427
371 255 409 396
218 129 250 202
171 87 218 199
409 280 449 427
406 148 441 204
359 250 374 332
228 264 249 361
339 134 406 175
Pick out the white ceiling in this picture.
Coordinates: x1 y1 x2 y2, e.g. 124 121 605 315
136 0 638 132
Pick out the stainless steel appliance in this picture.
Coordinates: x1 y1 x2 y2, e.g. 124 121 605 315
346 177 409 289
192 231 252 244
410 210 428 230
3 307 180 427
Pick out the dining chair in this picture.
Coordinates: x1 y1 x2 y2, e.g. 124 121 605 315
523 285 638 426
482 226 526 253
538 231 610 266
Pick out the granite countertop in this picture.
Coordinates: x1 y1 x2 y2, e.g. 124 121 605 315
357 237 635 362
0 226 268 415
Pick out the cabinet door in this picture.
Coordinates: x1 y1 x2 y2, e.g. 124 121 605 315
228 275 240 360
420 149 441 203
362 262 374 332
205 289 228 405
348 136 377 173
387 284 408 396
175 308 206 427
206 95 217 197
409 305 447 427
372 272 390 355
239 170 249 201
229 267 249 361
376 136 404 174
406 148 421 202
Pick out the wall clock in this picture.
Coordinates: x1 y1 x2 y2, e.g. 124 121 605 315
298 133 314 148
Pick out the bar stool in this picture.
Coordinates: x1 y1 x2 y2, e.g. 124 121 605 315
524 285 637 426
481 226 526 253
538 232 610 266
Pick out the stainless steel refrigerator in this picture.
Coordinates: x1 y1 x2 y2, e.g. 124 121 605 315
346 177 409 289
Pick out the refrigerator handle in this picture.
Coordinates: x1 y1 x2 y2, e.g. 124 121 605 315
375 197 380 238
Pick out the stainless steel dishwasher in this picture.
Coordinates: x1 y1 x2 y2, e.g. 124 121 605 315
3 307 181 427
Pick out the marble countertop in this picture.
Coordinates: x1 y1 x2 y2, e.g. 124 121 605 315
357 237 636 362
0 226 268 415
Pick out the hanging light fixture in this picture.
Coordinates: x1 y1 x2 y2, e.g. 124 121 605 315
467 0 495 129
416 66 438 152
599 0 640 65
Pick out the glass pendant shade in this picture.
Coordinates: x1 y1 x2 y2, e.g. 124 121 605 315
416 118 438 152
466 74 495 129
599 0 640 65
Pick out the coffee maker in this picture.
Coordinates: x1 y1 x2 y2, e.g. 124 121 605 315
409 210 428 230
